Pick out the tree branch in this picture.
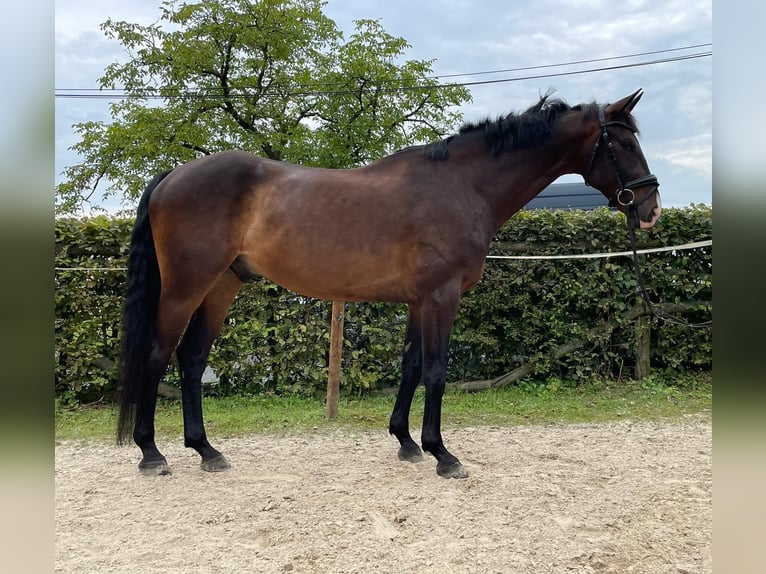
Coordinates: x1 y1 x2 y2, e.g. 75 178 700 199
374 301 707 396
450 301 704 391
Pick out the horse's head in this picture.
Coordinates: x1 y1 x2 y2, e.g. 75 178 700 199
583 90 661 230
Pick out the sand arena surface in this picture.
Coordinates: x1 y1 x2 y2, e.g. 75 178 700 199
56 416 711 573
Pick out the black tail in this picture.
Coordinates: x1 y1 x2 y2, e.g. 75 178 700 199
117 170 173 445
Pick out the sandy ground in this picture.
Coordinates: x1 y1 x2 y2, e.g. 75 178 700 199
55 415 711 574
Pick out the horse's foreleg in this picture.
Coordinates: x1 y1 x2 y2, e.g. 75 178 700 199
420 283 468 479
389 304 425 462
177 271 241 472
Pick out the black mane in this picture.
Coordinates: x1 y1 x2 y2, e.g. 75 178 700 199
424 93 606 161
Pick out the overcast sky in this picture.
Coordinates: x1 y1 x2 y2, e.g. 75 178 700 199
55 0 712 211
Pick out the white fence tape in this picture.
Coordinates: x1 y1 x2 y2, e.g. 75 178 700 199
55 239 712 271
485 239 711 260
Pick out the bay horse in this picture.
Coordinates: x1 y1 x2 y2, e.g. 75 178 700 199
117 90 660 478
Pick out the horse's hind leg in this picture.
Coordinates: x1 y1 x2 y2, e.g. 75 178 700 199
134 295 200 476
176 270 241 472
389 304 425 462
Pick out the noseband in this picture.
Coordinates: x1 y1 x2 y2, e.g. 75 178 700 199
585 104 659 210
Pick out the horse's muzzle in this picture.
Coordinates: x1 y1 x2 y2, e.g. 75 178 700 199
638 191 661 229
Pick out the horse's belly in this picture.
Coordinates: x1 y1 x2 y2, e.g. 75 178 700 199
242 248 418 303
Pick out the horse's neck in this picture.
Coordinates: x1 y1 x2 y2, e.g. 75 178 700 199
479 125 590 230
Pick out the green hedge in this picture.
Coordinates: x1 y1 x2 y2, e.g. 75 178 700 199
55 206 712 402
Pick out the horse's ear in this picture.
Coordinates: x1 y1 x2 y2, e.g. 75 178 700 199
606 89 643 118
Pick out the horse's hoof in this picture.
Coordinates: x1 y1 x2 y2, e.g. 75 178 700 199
437 461 469 479
397 445 425 463
201 454 231 472
138 458 171 476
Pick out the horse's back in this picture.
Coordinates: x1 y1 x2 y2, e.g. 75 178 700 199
147 149 487 303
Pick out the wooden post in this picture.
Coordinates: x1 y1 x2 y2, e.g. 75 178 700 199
326 300 344 419
635 303 651 380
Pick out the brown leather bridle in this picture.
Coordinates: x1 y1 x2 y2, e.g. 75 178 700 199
584 103 660 212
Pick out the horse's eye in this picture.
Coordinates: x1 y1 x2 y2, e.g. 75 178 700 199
621 140 636 152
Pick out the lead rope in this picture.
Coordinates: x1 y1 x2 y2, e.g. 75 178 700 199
626 208 712 329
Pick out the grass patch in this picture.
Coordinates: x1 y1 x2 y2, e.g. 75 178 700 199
55 374 711 442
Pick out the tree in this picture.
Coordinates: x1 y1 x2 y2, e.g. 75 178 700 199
56 0 471 214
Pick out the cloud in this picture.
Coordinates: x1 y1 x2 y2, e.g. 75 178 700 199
655 133 712 177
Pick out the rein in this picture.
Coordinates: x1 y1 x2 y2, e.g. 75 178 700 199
626 217 713 329
587 103 711 329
